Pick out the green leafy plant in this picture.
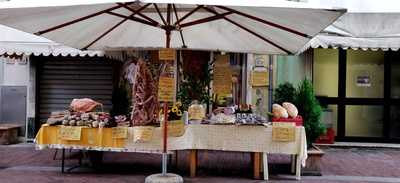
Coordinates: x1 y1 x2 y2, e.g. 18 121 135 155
294 79 325 146
177 51 213 110
177 65 212 110
274 82 296 104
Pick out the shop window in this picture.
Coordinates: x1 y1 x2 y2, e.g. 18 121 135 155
346 50 384 98
313 48 338 97
321 105 338 136
391 55 400 98
390 106 400 138
345 105 383 137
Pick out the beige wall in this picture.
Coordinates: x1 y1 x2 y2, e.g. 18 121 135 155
313 48 338 97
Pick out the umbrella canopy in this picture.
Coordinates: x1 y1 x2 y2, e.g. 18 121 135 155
0 0 345 55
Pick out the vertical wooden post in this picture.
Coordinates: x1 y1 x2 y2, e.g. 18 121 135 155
190 149 197 178
253 152 261 179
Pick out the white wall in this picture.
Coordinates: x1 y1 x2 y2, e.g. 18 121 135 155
1 58 29 86
0 57 31 139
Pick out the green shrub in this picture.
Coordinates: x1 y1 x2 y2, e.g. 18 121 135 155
274 82 296 104
294 79 325 146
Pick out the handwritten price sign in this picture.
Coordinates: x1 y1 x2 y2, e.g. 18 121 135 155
272 126 295 142
112 127 128 139
59 126 82 141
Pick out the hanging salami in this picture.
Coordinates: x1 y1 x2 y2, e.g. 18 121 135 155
130 58 159 126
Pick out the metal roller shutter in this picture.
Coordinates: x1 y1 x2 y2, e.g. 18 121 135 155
38 57 114 122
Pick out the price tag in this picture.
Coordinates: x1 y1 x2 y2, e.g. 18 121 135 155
112 127 128 139
163 120 185 137
59 126 82 141
272 126 295 142
133 126 154 143
159 48 176 61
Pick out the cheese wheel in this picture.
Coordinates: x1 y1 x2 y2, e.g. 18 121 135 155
282 102 298 118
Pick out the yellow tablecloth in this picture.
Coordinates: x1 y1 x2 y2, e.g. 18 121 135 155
36 124 307 165
35 125 128 151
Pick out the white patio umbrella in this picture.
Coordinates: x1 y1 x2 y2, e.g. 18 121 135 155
0 0 345 55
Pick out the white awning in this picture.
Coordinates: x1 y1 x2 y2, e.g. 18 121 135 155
0 25 104 57
305 13 400 51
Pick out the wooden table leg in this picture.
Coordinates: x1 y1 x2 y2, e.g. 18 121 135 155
190 149 197 178
253 152 261 179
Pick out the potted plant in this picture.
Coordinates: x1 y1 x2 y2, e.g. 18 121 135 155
294 79 325 176
274 80 325 175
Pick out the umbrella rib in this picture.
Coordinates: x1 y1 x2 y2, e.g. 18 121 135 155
117 3 161 26
153 3 167 26
82 16 129 50
172 4 187 48
106 12 158 27
179 11 233 28
174 5 203 26
203 7 291 54
82 4 152 50
35 2 133 35
215 6 312 38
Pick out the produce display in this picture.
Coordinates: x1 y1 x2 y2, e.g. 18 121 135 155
61 112 111 128
46 98 130 128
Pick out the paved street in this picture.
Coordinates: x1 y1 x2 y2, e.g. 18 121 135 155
0 144 400 183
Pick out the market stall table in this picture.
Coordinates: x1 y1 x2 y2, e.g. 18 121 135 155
35 124 307 180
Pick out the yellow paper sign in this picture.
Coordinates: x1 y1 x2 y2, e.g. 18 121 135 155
162 120 185 137
59 126 82 141
133 126 154 143
272 126 295 142
272 122 296 127
251 71 269 86
158 76 175 102
159 48 176 61
213 55 232 94
112 127 128 139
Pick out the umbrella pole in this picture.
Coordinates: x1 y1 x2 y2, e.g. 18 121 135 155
162 103 168 176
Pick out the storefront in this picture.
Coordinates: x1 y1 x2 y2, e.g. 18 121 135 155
313 48 400 142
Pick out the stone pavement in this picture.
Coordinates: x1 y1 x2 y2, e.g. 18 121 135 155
0 144 400 183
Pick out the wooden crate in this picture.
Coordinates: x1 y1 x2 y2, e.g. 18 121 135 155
0 124 20 145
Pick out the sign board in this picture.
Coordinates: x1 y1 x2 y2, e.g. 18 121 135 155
251 71 269 86
213 54 232 95
159 48 176 61
112 127 128 139
59 126 82 141
158 76 175 102
133 126 154 143
356 75 371 87
272 126 295 142
163 120 185 137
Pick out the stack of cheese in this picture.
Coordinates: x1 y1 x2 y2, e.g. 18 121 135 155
272 102 298 119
